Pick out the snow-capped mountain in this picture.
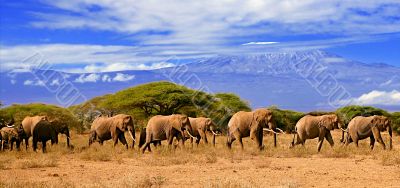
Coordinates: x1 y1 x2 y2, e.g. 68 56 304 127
1 50 399 111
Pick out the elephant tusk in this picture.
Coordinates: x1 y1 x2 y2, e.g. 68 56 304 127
276 128 285 134
340 128 348 132
186 130 197 140
211 130 220 136
128 131 136 142
263 128 281 134
6 125 15 128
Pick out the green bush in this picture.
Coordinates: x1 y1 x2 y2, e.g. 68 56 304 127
391 112 400 134
268 106 304 132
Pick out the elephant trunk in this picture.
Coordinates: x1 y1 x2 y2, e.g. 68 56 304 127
388 126 393 150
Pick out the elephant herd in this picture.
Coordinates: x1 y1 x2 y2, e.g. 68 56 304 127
0 109 393 153
0 116 70 152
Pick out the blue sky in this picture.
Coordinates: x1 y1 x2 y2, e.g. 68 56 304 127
1 0 400 73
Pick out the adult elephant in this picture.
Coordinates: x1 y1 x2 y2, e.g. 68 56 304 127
21 115 48 149
291 114 340 152
140 114 195 153
226 108 279 150
344 115 392 150
188 117 219 146
32 120 58 153
88 114 135 149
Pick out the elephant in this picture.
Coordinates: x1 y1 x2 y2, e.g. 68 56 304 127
0 117 15 129
32 120 58 153
88 114 135 149
187 117 219 146
226 108 279 150
343 115 392 150
140 114 195 153
21 115 48 149
0 126 24 151
290 114 340 152
138 128 162 149
49 119 70 147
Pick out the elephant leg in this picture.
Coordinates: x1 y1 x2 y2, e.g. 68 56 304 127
369 135 375 150
1 140 4 151
25 138 29 150
199 131 208 145
167 135 174 149
33 138 38 152
42 140 46 153
256 130 264 151
16 140 21 151
372 128 386 150
238 137 244 150
317 129 326 152
118 134 128 149
10 140 14 151
112 135 119 147
141 142 151 153
195 136 201 146
325 131 334 147
226 135 235 149
345 134 353 146
190 137 193 148
212 134 216 147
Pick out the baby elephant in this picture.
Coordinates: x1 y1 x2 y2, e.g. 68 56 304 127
32 120 58 153
0 126 24 151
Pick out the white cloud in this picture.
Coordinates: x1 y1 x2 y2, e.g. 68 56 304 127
10 80 16 84
74 73 100 83
73 73 135 83
112 73 135 82
82 62 175 73
1 1 400 73
242 42 279 45
338 90 400 106
30 1 400 46
102 74 111 82
23 79 45 86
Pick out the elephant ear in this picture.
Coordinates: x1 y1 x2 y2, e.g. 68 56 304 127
206 118 212 127
169 115 183 131
319 115 335 130
123 116 133 127
254 110 267 123
115 115 128 131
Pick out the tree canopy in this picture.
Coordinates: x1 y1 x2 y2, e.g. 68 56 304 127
69 81 251 130
0 103 81 131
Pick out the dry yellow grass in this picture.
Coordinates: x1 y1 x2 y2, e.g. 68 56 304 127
0 130 399 187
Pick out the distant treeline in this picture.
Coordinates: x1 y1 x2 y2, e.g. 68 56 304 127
1 81 399 134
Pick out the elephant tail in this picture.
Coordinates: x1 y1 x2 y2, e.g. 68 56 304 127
138 128 146 148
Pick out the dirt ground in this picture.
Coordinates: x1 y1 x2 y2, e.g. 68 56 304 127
0 130 399 188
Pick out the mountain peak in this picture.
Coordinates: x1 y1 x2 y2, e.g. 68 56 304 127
183 50 343 74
